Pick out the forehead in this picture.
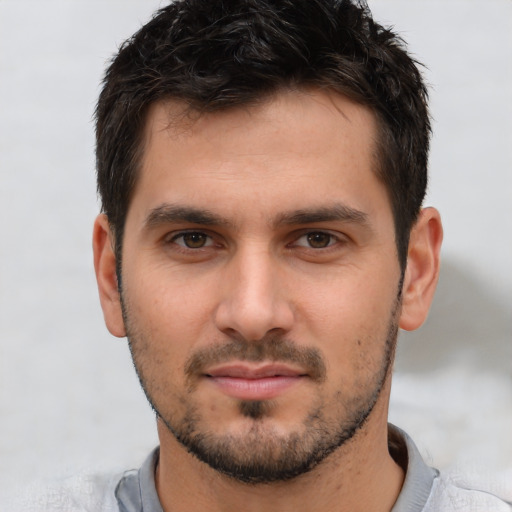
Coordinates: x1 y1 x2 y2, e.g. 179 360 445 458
130 89 388 226
143 89 378 163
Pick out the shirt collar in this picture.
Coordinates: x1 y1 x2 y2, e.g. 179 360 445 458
116 425 437 512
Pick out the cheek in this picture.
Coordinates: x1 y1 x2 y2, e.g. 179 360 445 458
125 259 214 324
122 271 215 378
299 278 397 368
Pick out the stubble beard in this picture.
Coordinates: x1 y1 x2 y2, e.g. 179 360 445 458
122 295 399 485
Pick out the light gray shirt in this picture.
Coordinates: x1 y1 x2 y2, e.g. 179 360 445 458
114 425 511 512
5 426 511 511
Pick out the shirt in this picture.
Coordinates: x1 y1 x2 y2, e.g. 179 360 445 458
5 425 511 511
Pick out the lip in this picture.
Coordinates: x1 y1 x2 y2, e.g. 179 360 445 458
205 363 307 400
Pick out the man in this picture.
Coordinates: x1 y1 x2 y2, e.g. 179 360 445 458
14 0 508 511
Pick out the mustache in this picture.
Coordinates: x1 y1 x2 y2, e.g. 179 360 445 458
185 336 327 382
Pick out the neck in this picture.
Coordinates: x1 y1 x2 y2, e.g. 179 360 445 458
155 386 404 512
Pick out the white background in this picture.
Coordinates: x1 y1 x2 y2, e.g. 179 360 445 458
0 0 511 496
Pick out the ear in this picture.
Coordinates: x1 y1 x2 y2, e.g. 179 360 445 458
399 207 443 331
92 214 126 337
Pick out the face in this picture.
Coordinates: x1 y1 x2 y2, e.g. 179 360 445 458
118 90 403 483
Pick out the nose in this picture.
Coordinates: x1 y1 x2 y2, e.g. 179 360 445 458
214 246 294 342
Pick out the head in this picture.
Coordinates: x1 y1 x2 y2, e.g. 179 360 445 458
93 0 442 485
96 0 431 273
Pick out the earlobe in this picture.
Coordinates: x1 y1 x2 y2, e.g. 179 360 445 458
399 207 443 331
92 214 127 337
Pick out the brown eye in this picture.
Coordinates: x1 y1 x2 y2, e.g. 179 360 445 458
174 232 211 248
306 232 333 248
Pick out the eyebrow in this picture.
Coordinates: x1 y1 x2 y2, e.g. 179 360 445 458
273 204 369 227
143 202 370 231
144 204 234 229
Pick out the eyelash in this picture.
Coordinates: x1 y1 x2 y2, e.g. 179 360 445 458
291 231 340 250
165 230 346 252
167 231 216 250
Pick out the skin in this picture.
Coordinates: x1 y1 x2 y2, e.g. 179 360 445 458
94 89 443 512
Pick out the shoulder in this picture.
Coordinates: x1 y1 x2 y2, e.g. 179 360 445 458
389 425 511 512
0 471 121 512
425 471 512 512
1 449 160 512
